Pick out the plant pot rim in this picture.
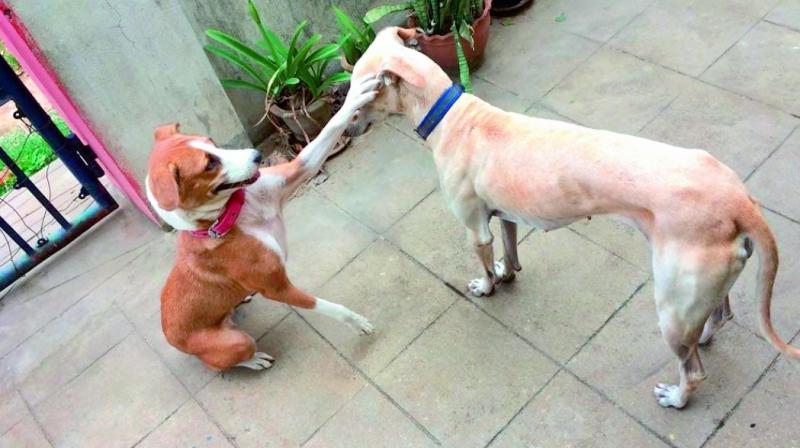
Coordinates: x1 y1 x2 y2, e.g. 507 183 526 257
412 0 492 43
490 0 533 16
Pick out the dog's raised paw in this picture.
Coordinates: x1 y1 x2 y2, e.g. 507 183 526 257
468 277 494 297
237 352 275 371
653 383 687 409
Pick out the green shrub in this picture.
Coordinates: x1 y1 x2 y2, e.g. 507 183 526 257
365 0 485 92
332 5 376 66
0 115 68 196
205 0 350 107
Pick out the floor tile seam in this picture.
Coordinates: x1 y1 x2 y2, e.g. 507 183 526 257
0 241 155 360
292 309 443 446
743 124 799 182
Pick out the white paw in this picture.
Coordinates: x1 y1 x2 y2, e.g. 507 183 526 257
468 277 493 297
345 312 375 336
653 383 687 409
494 260 516 282
236 352 275 371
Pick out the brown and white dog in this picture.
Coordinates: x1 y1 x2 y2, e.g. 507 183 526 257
145 75 381 371
349 27 799 409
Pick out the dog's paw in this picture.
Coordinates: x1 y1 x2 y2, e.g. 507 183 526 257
236 352 275 371
653 383 687 409
345 312 375 336
468 277 494 297
494 260 516 283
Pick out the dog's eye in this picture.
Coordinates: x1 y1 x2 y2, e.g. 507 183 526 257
205 156 219 172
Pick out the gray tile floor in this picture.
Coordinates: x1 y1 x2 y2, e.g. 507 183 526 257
2 0 800 446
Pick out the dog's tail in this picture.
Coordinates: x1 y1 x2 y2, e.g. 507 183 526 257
741 203 800 359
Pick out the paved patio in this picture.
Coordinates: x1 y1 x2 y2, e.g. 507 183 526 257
2 0 800 446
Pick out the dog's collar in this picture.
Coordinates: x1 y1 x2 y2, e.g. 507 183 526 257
188 189 246 239
414 83 464 140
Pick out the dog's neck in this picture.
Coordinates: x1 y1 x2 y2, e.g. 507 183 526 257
402 77 460 147
145 175 234 231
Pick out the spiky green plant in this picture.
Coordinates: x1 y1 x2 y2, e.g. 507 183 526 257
332 5 376 66
364 0 484 92
204 0 350 107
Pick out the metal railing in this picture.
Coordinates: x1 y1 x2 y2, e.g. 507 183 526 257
0 54 118 291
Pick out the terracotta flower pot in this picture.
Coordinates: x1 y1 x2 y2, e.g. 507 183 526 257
269 96 332 141
412 0 493 73
490 0 533 17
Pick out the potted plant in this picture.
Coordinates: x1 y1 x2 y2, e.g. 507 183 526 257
331 5 376 72
490 0 533 16
204 0 350 143
365 0 491 92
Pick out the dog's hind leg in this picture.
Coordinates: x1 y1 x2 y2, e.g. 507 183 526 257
495 219 522 283
699 294 734 346
699 236 750 345
188 326 272 371
652 243 743 408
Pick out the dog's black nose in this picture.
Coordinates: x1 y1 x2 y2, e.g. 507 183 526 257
252 152 263 164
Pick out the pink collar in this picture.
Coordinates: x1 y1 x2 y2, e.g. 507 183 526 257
188 189 246 239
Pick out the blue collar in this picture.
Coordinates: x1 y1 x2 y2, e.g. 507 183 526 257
414 84 464 140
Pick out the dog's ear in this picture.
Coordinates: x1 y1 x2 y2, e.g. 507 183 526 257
148 162 180 211
154 123 180 142
395 27 416 43
379 54 425 90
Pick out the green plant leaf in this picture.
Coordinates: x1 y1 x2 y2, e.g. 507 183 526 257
458 21 475 49
247 0 287 63
411 0 430 31
333 5 367 44
318 71 352 93
364 2 412 24
221 79 269 92
206 29 277 70
306 43 341 65
285 77 300 85
287 20 308 57
204 45 271 87
338 34 358 65
266 62 287 98
452 22 472 93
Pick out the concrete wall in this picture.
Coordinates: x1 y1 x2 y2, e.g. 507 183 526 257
5 0 402 196
6 0 250 185
179 0 384 144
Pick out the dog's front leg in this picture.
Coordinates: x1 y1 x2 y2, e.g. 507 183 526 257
495 219 522 282
466 217 500 297
278 75 381 198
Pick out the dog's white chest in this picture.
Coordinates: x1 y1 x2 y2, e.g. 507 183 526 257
239 184 288 263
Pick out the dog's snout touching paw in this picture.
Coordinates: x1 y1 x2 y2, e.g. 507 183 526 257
236 352 275 371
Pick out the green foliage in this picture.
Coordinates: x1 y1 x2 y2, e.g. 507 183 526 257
0 41 21 73
0 114 67 197
364 0 484 93
204 0 350 105
332 5 376 66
